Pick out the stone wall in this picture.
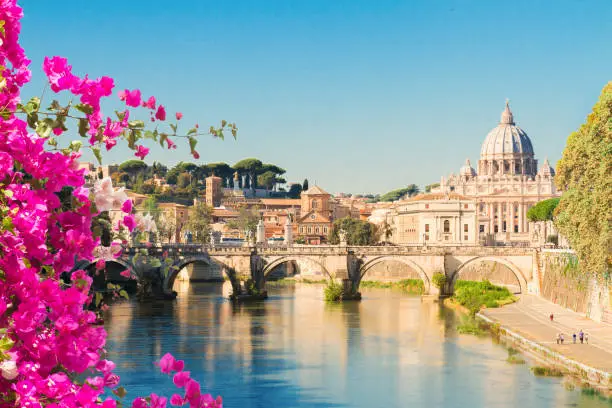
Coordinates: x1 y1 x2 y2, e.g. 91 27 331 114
361 260 421 282
539 250 591 315
456 261 521 293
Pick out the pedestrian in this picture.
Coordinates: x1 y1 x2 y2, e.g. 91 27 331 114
550 313 554 322
579 330 584 344
572 333 577 344
560 333 564 344
585 333 589 344
556 333 561 344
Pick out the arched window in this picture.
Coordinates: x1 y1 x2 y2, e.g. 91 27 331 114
444 220 450 233
315 227 319 234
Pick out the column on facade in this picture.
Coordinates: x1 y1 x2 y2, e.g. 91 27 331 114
488 202 494 234
507 201 513 233
518 202 524 233
455 216 460 243
497 202 503 233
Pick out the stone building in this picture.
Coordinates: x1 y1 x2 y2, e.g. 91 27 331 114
387 192 477 245
433 101 560 245
205 174 223 207
297 185 333 244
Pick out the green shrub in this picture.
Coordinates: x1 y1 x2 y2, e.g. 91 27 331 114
546 235 559 245
324 280 344 302
526 198 560 222
453 280 516 316
432 272 447 289
531 366 564 377
360 279 424 294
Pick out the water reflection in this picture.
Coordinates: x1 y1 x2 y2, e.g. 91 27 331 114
104 283 609 408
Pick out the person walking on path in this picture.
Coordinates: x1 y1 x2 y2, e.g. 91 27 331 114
573 333 577 344
556 333 561 344
550 313 554 322
585 332 589 344
579 330 584 344
560 333 564 344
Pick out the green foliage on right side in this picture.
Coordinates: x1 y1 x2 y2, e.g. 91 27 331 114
432 272 447 289
378 184 420 202
328 217 379 245
453 280 516 316
526 198 560 222
324 280 344 301
554 82 612 278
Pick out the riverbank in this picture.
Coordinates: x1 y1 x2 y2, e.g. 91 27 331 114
478 294 612 394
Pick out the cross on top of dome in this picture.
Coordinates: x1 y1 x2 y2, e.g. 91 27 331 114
500 99 514 125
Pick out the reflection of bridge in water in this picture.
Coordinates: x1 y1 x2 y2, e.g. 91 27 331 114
115 244 539 298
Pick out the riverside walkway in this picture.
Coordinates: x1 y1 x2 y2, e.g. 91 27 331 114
481 294 612 373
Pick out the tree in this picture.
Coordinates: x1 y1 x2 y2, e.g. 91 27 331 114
151 161 168 177
257 171 277 190
233 158 263 189
302 178 309 191
526 198 560 222
328 217 379 245
227 206 260 238
379 184 420 202
177 172 192 189
425 182 440 193
185 202 213 243
118 159 148 184
207 162 234 187
287 183 303 199
554 82 612 278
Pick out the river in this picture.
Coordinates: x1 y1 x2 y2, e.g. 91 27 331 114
104 282 610 407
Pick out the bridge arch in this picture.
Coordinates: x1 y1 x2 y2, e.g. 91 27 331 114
449 256 527 294
165 256 237 292
359 256 431 293
262 256 332 279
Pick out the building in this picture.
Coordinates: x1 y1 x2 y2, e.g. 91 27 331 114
297 186 333 244
205 174 223 207
433 101 560 245
387 192 477 245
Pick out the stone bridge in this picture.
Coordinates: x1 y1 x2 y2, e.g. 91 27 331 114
113 244 539 299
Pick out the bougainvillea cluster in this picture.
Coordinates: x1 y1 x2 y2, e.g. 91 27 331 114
0 1 225 406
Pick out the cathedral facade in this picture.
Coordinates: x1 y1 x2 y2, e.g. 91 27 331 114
433 101 560 245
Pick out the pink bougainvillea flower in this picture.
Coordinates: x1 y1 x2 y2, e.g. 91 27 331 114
52 127 63 136
175 112 183 120
120 89 141 107
121 199 132 213
166 137 176 150
96 259 106 270
134 145 149 159
192 150 200 159
119 269 132 279
155 105 166 121
143 95 156 110
123 214 136 232
43 56 79 92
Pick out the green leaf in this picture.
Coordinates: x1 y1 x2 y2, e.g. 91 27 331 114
36 119 52 138
188 136 197 152
26 113 38 129
128 130 136 149
74 103 94 115
95 292 104 307
144 130 156 140
187 127 197 136
149 258 162 268
113 386 128 399
221 119 227 127
48 100 61 111
92 147 102 165
78 118 90 137
69 140 82 152
0 336 14 352
128 120 145 129
170 124 177 134
159 132 168 148
119 289 129 300
21 97 40 115
2 217 13 233
47 137 57 147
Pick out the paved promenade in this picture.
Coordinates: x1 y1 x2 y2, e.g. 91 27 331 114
481 294 612 373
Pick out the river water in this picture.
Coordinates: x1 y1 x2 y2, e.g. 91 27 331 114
104 282 610 407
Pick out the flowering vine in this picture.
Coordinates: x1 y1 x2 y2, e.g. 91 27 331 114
0 1 226 406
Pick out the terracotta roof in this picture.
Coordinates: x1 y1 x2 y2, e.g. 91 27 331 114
407 192 471 202
212 208 239 217
302 185 329 196
259 198 301 206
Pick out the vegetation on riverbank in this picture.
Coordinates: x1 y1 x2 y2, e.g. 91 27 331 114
324 280 345 301
266 278 327 285
360 279 424 294
531 366 564 377
453 280 517 315
506 348 526 364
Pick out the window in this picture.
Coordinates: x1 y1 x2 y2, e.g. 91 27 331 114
479 225 485 233
443 220 450 233
315 227 319 234
308 227 312 233
514 225 519 233
464 204 468 209
494 225 499 233
502 221 507 232
310 214 315 220
444 236 449 241
324 227 328 234
425 204 429 209
300 227 304 233
425 224 429 232
425 234 429 241
464 235 468 241
312 200 317 209
464 224 468 232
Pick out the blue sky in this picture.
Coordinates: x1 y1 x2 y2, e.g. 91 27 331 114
20 0 612 194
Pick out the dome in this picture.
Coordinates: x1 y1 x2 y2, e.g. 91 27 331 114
459 158 477 177
480 101 534 158
538 157 555 177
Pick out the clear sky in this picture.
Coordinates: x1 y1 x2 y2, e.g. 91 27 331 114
20 0 612 194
